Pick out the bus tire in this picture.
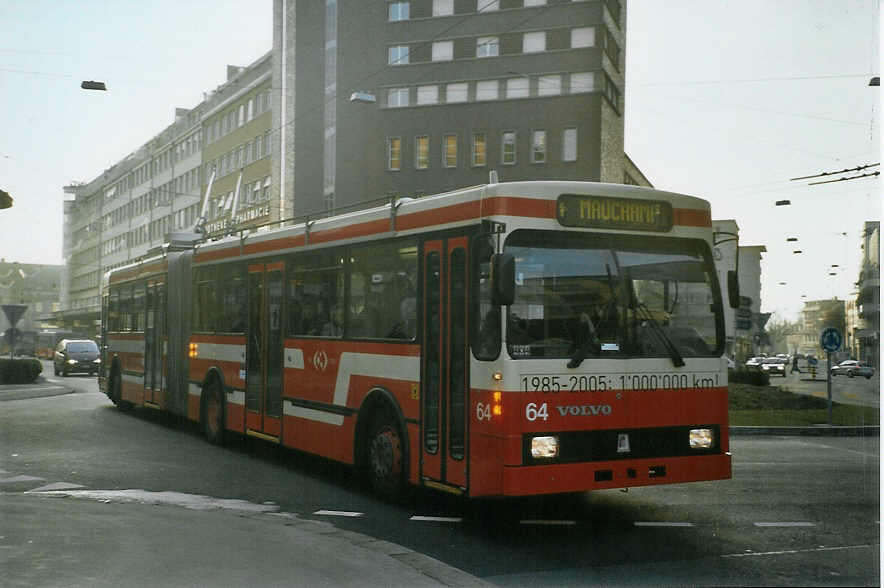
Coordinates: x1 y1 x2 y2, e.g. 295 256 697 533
366 408 404 500
201 377 225 446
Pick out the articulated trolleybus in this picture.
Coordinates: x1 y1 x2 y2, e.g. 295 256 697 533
99 180 732 498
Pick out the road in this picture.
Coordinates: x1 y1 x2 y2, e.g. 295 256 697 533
775 366 880 408
1 362 880 586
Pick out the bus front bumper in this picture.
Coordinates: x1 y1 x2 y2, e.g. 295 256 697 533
499 453 732 497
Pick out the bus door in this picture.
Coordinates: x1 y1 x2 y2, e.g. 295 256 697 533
246 262 284 440
144 281 166 406
421 236 469 490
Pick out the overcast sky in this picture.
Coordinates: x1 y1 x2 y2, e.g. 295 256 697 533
0 0 879 322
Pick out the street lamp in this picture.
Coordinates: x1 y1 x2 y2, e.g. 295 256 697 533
80 80 107 91
786 237 798 242
775 200 791 206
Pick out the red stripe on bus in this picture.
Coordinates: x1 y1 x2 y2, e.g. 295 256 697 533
190 197 709 264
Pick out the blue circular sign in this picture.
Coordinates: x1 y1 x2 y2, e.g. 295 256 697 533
819 327 842 352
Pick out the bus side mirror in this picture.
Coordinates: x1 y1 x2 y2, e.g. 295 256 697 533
728 270 740 309
491 253 515 306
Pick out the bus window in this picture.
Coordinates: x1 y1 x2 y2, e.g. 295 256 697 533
348 239 417 340
219 264 246 333
471 236 500 360
193 266 217 332
287 249 343 337
120 285 133 332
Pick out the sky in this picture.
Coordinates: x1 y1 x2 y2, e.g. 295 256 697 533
0 0 879 323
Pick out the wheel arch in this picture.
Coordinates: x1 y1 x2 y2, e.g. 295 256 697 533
354 386 409 480
199 366 227 419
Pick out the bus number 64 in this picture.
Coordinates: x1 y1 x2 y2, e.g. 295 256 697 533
525 402 549 422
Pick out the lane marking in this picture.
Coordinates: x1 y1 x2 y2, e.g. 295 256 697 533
519 520 577 526
634 522 695 527
28 482 86 492
795 440 879 459
722 544 876 558
314 510 363 517
0 475 45 484
754 522 816 527
410 516 463 523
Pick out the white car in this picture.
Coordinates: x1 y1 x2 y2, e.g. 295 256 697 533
760 357 788 377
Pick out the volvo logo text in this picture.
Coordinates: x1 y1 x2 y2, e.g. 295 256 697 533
557 404 612 416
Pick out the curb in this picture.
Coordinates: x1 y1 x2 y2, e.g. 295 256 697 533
730 425 880 437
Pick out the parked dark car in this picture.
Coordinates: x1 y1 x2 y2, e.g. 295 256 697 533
53 339 100 376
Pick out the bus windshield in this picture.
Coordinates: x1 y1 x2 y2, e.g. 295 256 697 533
504 230 723 360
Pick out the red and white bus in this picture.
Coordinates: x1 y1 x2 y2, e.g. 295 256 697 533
99 180 733 498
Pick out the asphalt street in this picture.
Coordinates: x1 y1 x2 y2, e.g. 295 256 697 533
1 362 880 586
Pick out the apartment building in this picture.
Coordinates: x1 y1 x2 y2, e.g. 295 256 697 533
274 0 639 217
60 55 273 333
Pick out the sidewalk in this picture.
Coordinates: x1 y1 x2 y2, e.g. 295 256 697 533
2 490 489 587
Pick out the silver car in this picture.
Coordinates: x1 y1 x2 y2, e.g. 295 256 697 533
830 360 875 379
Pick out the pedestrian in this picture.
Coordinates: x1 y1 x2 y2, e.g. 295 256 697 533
791 355 800 374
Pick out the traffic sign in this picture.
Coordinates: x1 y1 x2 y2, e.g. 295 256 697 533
1 304 27 327
819 327 842 352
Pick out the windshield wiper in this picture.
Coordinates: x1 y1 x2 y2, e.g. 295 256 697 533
635 302 685 367
567 313 598 369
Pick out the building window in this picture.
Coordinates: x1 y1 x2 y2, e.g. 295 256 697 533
415 136 429 169
506 77 529 99
476 80 498 101
446 82 468 103
476 36 499 58
523 31 546 53
501 131 516 165
563 128 577 162
432 40 453 61
443 134 457 167
537 75 561 96
604 74 620 111
471 133 486 167
531 130 546 163
570 72 594 93
603 28 621 70
387 137 402 170
388 45 410 65
571 27 594 48
478 0 499 10
387 87 409 107
248 98 254 121
417 85 439 105
388 1 409 21
264 131 271 157
433 0 453 16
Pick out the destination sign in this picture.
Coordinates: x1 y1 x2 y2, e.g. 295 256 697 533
556 194 673 232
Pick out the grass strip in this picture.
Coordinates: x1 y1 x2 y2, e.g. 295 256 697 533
729 383 879 426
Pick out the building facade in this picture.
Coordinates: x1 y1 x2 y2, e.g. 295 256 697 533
796 298 846 359
0 260 62 342
854 221 879 366
60 56 274 334
711 220 768 362
274 0 638 217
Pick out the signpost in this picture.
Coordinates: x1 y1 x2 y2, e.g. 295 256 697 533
819 327 843 426
2 304 28 359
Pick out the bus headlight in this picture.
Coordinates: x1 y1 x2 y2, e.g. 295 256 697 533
67 359 77 365
689 428 714 449
93 358 101 364
531 436 559 459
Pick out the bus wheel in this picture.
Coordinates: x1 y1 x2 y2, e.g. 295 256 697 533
202 378 225 446
366 411 404 499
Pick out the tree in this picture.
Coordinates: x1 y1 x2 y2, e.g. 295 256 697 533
764 314 796 353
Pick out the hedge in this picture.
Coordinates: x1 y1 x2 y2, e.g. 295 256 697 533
728 369 770 386
0 358 43 384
